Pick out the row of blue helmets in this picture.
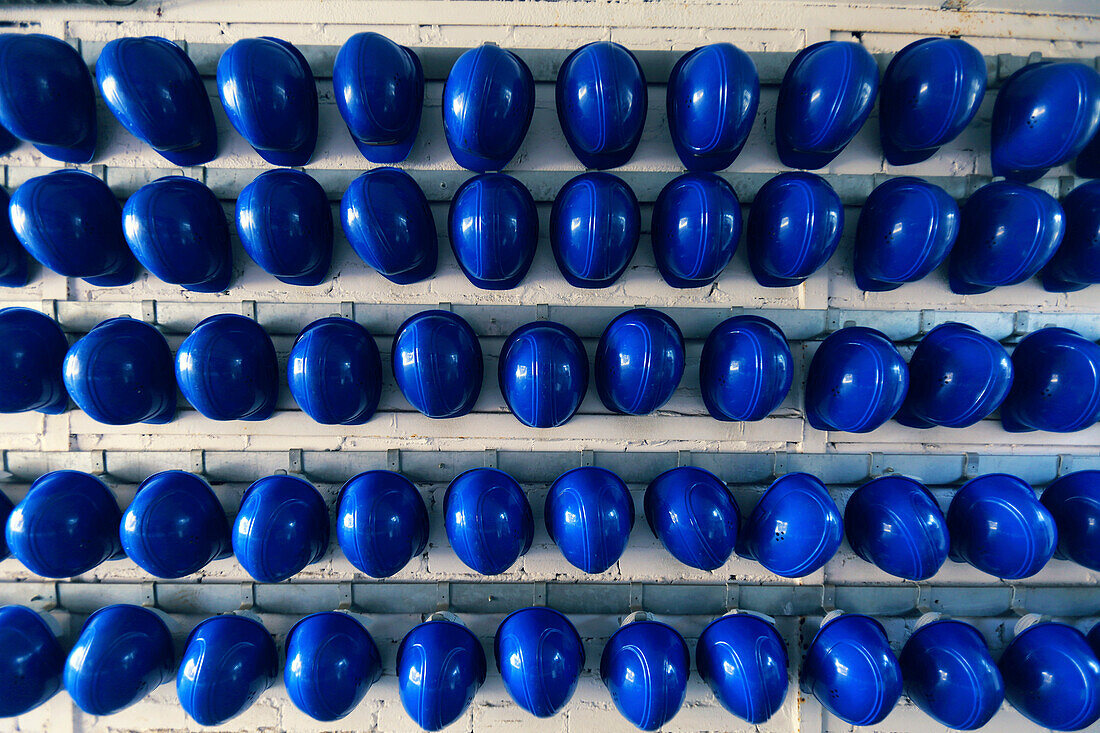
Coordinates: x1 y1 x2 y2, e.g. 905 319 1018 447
3 33 1100 181
5 602 1100 732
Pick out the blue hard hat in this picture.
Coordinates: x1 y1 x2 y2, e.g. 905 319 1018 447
595 308 685 415
601 618 689 731
0 605 63 717
63 317 176 426
391 310 483 419
232 474 329 583
878 38 986 165
495 606 584 718
96 37 217 166
1000 621 1100 731
651 172 742 288
747 172 842 288
545 466 634 574
334 32 423 164
120 470 230 579
0 122 15 156
64 604 175 716
775 41 879 170
1041 470 1100 571
123 176 232 293
737 472 842 578
992 62 1100 183
895 322 1013 429
0 34 97 163
217 37 317 166
0 491 11 560
854 176 960 292
175 314 279 422
341 167 437 284
0 188 28 288
1042 180 1100 292
556 42 647 170
667 43 759 172
843 475 948 581
949 181 1064 295
799 613 902 726
700 315 792 422
0 307 68 415
550 172 640 288
946 473 1057 579
284 612 382 721
236 169 333 286
696 613 787 724
288 317 382 426
1002 327 1100 433
177 615 277 726
397 617 487 731
499 321 589 428
644 466 739 571
805 326 909 433
443 44 534 172
444 468 533 575
9 170 136 286
337 470 429 578
900 618 1003 730
448 173 538 290
6 470 123 578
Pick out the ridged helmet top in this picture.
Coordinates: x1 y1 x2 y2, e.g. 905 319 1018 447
336 470 429 578
1001 327 1100 433
595 308 685 415
1042 179 1100 292
288 317 383 426
1041 470 1100 571
342 167 437 284
232 474 330 583
396 618 487 731
644 466 740 571
545 466 635 574
696 613 788 724
498 321 589 428
700 315 793 423
0 307 69 415
1000 622 1100 731
284 612 382 722
747 171 843 287
391 310 483 419
444 467 534 575
600 619 690 731
494 607 585 718
0 605 64 717
448 173 538 290
550 171 640 288
651 172 742 288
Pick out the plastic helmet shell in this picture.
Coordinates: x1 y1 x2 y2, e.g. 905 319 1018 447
177 615 277 726
232 475 329 583
696 613 788 724
391 310 483 419
444 468 533 575
288 317 382 426
600 619 689 731
651 172 742 288
448 173 538 290
748 172 843 288
699 315 793 422
1001 327 1100 433
0 188 28 288
737 473 842 578
1000 622 1100 731
396 618 487 731
595 309 685 415
1041 470 1100 571
1078 124 1100 178
336 470 429 578
0 605 63 717
1043 180 1100 292
494 607 584 718
545 466 635 574
550 172 640 288
499 321 589 428
284 612 382 722
342 167 436 285
805 327 909 433
644 466 739 571
0 307 68 415
0 492 11 560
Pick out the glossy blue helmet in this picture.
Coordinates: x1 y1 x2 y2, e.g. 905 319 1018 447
175 314 278 421
0 123 15 156
342 167 436 284
854 177 960 292
805 327 908 433
1000 621 1100 731
992 62 1100 183
900 618 1003 730
545 466 634 574
0 492 11 560
217 37 317 166
0 189 28 288
595 309 685 415
499 321 588 428
879 38 986 165
667 43 759 171
645 466 739 571
601 618 689 731
96 37 217 166
946 473 1057 579
557 42 647 170
895 322 1013 429
444 468 533 575
775 41 879 169
177 615 277 726
10 170 135 286
337 470 429 578
236 169 333 286
232 474 329 583
738 473 842 578
696 613 787 724
0 606 63 717
550 172 640 288
64 604 175 716
119 470 230 578
843 475 949 581
284 612 382 721
397 617 487 731
63 317 176 426
334 32 423 164
1002 327 1100 433
747 172 842 287
651 172 742 288
449 173 538 289
1041 470 1100 571
495 607 584 718
700 315 792 422
800 613 902 726
288 317 382 426
1042 180 1100 292
443 44 533 172
0 308 68 415
0 34 97 163
391 310 482 419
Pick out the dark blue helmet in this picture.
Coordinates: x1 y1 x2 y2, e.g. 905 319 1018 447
545 466 634 574
0 605 64 717
1002 327 1100 433
284 612 382 721
1078 123 1100 178
844 475 949 581
747 172 842 287
696 613 787 724
177 615 277 726
391 310 483 419
651 172 742 288
175 314 278 422
805 327 908 433
495 607 584 718
337 470 429 578
444 468 533 575
1042 470 1100 571
737 473 842 578
498 321 588 428
0 307 68 415
449 173 538 290
601 618 689 731
645 466 739 571
397 617 487 731
232 475 330 583
0 188 28 288
550 172 639 288
1000 621 1100 731
1042 180 1100 292
595 309 685 415
700 315 792 422
288 317 382 426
